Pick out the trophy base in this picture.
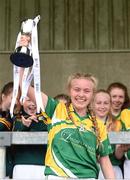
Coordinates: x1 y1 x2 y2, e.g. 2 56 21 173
10 52 33 67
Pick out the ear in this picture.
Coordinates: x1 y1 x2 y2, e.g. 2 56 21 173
1 94 5 101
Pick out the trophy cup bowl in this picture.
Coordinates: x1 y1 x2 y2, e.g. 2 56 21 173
10 46 33 68
10 18 35 68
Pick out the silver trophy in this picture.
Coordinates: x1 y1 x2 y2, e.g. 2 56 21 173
10 16 40 67
10 15 42 118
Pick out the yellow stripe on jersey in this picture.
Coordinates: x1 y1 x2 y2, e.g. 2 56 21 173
0 118 11 130
46 123 76 176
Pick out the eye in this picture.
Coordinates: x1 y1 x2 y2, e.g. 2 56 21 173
73 88 80 92
96 101 101 105
112 95 116 98
84 89 91 93
104 102 110 105
119 96 124 99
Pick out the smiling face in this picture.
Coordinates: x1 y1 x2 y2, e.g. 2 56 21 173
68 78 94 116
93 91 111 120
109 88 125 114
23 97 37 115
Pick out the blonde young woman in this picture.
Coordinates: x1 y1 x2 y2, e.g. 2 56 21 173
92 89 123 179
18 34 115 179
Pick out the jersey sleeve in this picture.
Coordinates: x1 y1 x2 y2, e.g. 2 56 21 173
121 109 130 131
45 97 59 118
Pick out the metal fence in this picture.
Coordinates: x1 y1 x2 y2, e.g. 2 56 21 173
0 131 130 178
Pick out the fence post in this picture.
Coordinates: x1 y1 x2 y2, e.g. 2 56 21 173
0 147 6 178
0 132 11 178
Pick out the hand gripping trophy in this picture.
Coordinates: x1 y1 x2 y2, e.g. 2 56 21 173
10 15 44 117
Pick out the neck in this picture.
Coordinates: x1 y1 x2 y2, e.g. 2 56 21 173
75 108 87 117
96 115 107 123
111 109 121 117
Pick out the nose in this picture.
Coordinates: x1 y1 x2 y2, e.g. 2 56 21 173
115 97 120 102
100 104 105 109
78 90 84 97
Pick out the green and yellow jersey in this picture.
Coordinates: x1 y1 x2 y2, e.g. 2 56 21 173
44 97 112 179
0 111 13 131
120 108 130 159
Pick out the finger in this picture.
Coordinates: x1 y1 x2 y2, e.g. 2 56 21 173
29 116 38 123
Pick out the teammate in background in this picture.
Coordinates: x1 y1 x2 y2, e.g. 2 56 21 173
0 82 14 178
119 108 130 178
0 82 13 131
54 93 71 105
92 89 123 179
107 82 130 118
107 82 130 178
12 96 47 179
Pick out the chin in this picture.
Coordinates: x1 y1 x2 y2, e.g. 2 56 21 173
76 104 87 110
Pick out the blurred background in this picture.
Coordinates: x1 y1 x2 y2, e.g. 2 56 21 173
0 0 130 96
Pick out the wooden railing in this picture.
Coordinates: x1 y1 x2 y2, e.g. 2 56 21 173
0 131 130 178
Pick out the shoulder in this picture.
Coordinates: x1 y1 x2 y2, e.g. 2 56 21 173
120 108 130 130
121 108 130 115
121 108 130 121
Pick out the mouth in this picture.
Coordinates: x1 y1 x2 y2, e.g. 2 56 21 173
75 98 86 103
113 103 122 107
28 106 36 111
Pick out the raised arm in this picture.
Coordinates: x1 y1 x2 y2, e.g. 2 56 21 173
19 34 48 109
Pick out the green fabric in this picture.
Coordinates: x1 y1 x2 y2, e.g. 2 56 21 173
12 145 47 165
6 147 14 178
12 108 47 165
45 98 112 178
109 144 123 166
0 111 13 177
45 96 58 118
0 123 8 130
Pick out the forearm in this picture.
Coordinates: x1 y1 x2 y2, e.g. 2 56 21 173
99 155 115 179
